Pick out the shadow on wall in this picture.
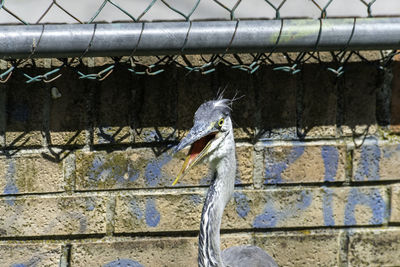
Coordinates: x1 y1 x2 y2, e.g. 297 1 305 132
2 61 387 150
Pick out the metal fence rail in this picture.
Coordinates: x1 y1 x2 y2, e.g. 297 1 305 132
0 0 399 83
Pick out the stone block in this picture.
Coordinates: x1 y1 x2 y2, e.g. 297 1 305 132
348 228 400 267
6 78 45 147
132 67 177 143
254 67 297 140
93 70 133 145
261 142 346 184
254 230 342 267
0 154 64 195
48 70 87 146
75 145 252 190
114 187 389 234
0 242 62 266
353 140 400 181
0 195 107 237
300 64 337 138
390 61 400 132
70 234 253 267
71 237 198 266
390 185 400 222
341 63 377 136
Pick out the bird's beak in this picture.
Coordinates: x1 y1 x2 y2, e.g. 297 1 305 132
172 123 218 186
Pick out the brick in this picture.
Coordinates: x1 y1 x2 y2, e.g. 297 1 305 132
132 67 177 143
93 70 133 145
390 61 400 132
341 63 377 136
6 78 45 147
390 185 400 222
254 230 342 267
348 228 400 266
261 142 346 184
49 71 87 146
75 145 252 190
114 187 388 234
352 140 400 181
132 127 178 144
254 67 297 140
0 154 64 195
70 234 252 266
0 195 107 237
71 237 198 266
300 64 337 138
0 242 62 266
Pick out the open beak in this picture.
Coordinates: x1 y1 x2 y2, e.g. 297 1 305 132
172 125 218 186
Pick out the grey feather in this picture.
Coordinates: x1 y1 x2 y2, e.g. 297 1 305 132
222 246 278 267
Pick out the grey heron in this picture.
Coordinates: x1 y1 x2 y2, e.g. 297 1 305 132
173 97 278 267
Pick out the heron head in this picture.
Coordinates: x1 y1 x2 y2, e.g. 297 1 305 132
172 98 233 185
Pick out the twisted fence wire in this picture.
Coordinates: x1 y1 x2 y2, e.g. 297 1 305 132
0 0 399 83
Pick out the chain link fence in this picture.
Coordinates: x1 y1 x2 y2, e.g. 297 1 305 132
0 0 400 83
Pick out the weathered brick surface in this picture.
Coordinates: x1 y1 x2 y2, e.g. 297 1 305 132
71 234 253 267
254 67 297 140
0 154 64 195
301 65 337 138
93 71 133 145
353 140 400 181
341 64 377 136
6 78 45 147
75 145 253 190
114 187 388 233
0 195 107 237
390 185 400 222
0 243 62 266
71 237 198 266
348 228 400 267
390 61 400 133
49 70 86 146
255 230 342 267
260 142 346 184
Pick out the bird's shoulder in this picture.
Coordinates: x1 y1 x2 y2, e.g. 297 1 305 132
221 245 278 267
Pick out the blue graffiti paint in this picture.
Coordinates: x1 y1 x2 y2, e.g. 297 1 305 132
253 190 313 228
3 160 18 206
322 186 335 226
129 198 144 220
321 146 339 182
354 138 381 181
144 154 172 187
253 201 278 228
382 144 400 159
264 145 305 184
89 155 106 181
103 259 144 267
145 198 161 227
11 264 27 267
344 187 387 226
88 154 140 185
85 198 96 211
233 192 250 218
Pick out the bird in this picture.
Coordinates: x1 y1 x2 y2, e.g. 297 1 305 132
172 96 278 267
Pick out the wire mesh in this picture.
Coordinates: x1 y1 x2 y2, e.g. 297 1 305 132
0 0 399 83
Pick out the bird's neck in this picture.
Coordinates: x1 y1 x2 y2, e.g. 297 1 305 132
198 140 236 267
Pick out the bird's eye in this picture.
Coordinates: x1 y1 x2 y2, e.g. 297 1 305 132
218 118 224 127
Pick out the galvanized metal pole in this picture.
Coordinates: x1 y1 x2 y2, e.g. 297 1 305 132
1 18 400 59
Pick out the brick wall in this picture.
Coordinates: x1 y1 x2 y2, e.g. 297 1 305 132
0 55 400 266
